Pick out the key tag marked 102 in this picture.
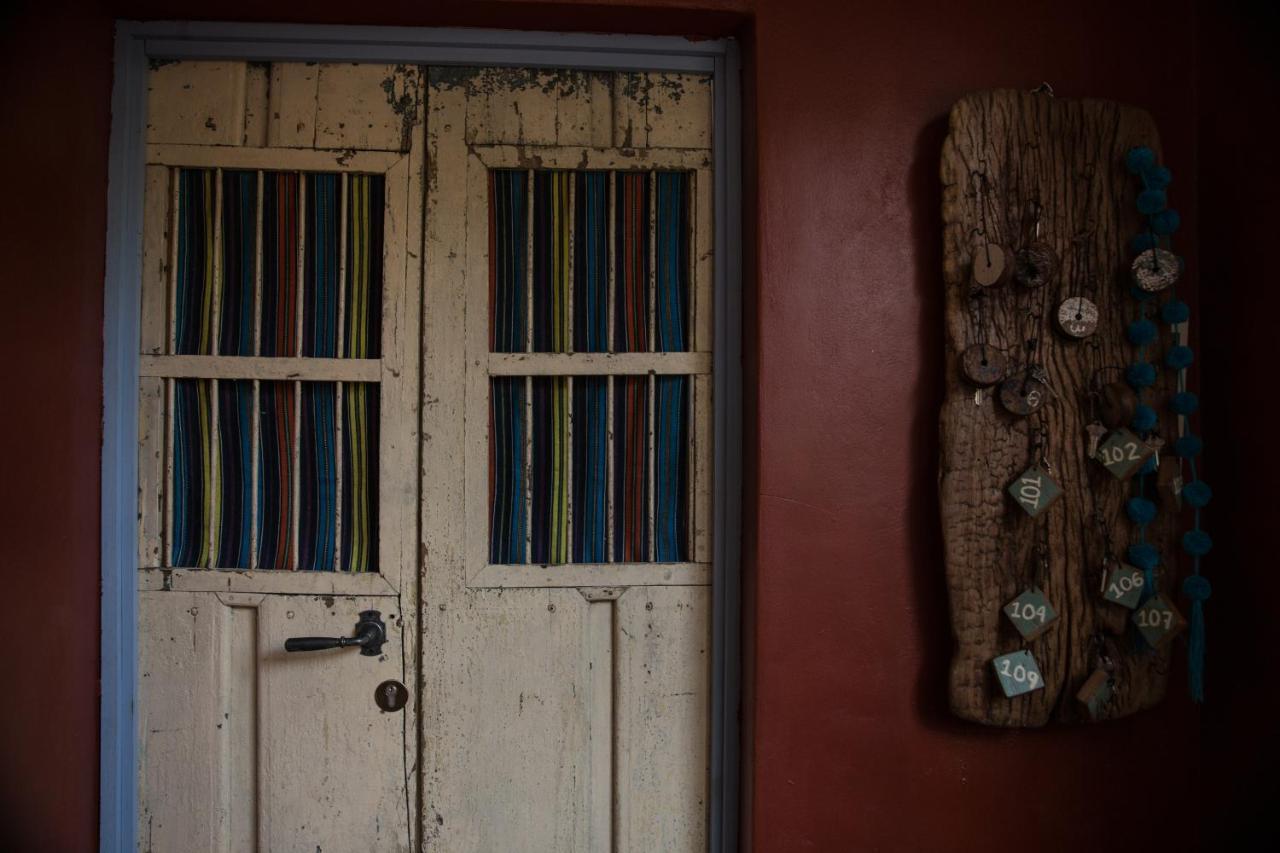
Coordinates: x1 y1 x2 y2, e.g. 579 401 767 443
992 649 1045 698
1003 587 1058 640
1096 428 1154 480
1133 594 1186 647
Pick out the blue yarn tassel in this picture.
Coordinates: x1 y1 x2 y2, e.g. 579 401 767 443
1183 575 1211 702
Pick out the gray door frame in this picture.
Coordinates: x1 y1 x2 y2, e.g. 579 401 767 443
101 20 742 852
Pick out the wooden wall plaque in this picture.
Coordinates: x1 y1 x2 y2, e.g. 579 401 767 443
940 90 1180 726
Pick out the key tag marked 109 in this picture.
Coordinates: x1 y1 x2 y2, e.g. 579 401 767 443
992 649 1045 698
1102 562 1146 609
1003 587 1058 640
1133 595 1186 647
1096 428 1153 480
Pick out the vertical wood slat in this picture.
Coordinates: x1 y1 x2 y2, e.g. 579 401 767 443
565 175 575 558
605 172 617 563
139 165 172 568
334 173 348 570
646 171 658 561
249 171 264 570
524 169 535 565
291 178 306 570
164 167 180 566
209 170 224 568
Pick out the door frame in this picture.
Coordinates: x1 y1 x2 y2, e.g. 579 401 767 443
101 20 742 853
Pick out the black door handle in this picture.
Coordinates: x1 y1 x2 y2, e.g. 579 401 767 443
285 610 387 657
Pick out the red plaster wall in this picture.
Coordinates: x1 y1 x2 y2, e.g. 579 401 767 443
3 1 1257 850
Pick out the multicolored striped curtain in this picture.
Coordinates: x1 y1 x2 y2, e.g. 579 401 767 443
487 168 696 567
167 168 384 572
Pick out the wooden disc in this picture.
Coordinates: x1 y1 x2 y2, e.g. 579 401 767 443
971 243 1008 288
1131 248 1181 292
1099 381 1138 429
1056 296 1099 338
999 375 1048 415
961 344 1007 386
1014 242 1059 288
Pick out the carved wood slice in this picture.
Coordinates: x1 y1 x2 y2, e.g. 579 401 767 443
940 90 1178 726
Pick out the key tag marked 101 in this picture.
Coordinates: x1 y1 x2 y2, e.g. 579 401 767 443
992 649 1045 698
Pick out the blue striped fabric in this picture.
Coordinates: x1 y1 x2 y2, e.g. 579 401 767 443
655 171 690 353
299 382 337 571
574 172 608 353
175 169 213 355
171 379 210 567
490 170 527 353
304 174 340 358
219 171 257 356
654 376 689 561
572 377 608 562
257 381 294 570
489 377 527 563
216 380 254 568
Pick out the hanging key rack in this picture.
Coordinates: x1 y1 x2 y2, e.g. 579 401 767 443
940 89 1181 726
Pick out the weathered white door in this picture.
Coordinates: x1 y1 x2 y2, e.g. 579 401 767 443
136 62 423 852
137 60 715 853
420 68 715 851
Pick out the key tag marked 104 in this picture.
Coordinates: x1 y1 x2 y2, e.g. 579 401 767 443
1133 594 1187 647
992 649 1045 698
1096 428 1154 480
1003 587 1058 640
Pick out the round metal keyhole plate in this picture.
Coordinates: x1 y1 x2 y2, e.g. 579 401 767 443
375 679 409 713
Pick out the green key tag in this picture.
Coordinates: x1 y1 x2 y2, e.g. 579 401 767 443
1003 588 1058 640
1096 428 1153 480
1132 594 1187 647
1076 669 1113 721
992 650 1045 698
1007 465 1063 517
1102 562 1146 609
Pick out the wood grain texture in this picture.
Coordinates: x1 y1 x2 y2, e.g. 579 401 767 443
940 90 1178 726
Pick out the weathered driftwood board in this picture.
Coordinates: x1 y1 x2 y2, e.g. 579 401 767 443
940 90 1178 726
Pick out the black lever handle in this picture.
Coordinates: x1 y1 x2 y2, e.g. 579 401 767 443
285 610 386 657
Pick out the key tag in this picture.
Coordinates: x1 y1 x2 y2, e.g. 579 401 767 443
1133 594 1187 647
1102 561 1147 609
1096 428 1154 480
1004 587 1058 640
992 649 1045 698
1008 428 1063 517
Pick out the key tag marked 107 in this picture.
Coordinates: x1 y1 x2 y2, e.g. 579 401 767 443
1096 428 1154 480
1003 587 1058 640
1102 562 1146 609
992 650 1045 698
1133 594 1187 647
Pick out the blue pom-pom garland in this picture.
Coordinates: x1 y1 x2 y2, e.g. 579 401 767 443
1182 480 1212 508
1142 165 1173 190
1183 575 1212 601
1126 362 1157 389
1126 497 1158 526
1129 286 1157 302
1166 345 1195 370
1183 529 1213 557
1131 404 1158 432
1126 146 1156 175
1175 434 1203 458
1140 455 1158 476
1150 208 1181 235
1137 189 1168 215
1131 233 1159 254
1161 300 1190 324
1170 391 1199 415
1128 542 1161 571
1126 319 1158 346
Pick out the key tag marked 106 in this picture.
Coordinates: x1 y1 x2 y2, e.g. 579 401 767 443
1133 594 1187 647
1008 465 1062 518
1096 428 1153 480
1103 562 1146 609
992 649 1045 698
1003 587 1058 640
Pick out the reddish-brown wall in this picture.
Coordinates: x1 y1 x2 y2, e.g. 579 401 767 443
3 1 1258 851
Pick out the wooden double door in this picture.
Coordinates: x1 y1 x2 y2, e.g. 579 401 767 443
136 61 715 852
